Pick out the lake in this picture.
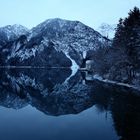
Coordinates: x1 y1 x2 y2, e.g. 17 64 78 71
0 68 139 140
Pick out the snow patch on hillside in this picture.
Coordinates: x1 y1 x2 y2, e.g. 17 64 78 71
65 53 79 82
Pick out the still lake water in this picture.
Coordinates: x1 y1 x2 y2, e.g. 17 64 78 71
0 68 139 140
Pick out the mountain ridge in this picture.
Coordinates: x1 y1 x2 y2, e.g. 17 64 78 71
0 18 110 74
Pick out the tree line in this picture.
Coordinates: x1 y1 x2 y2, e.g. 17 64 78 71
92 7 140 84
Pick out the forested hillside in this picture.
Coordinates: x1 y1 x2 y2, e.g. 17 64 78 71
91 7 140 87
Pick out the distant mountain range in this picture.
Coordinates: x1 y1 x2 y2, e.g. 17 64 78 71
0 18 110 71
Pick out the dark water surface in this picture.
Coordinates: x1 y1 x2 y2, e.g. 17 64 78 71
0 68 139 140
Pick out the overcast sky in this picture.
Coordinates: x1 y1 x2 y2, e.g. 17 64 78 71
0 0 140 30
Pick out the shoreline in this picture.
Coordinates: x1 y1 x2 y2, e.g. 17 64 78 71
92 74 140 93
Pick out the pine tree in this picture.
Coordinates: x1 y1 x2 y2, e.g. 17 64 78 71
113 7 140 69
113 18 125 48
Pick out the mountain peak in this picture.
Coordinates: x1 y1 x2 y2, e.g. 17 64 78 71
31 18 81 31
1 24 29 32
0 24 29 42
30 18 97 40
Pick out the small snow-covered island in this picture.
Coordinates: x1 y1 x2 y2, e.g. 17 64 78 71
0 7 140 93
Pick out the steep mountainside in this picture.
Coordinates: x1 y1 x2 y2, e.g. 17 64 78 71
0 18 110 69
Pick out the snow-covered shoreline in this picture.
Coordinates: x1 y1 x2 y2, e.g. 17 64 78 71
92 74 140 93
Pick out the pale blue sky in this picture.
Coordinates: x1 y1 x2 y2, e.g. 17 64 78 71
0 0 140 29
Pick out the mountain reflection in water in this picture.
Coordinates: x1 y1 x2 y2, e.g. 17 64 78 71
0 68 139 140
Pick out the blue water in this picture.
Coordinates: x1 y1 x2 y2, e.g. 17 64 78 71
0 68 139 140
0 105 118 140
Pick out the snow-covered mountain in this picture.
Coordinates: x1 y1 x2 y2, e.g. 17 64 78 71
29 18 109 53
0 24 29 46
0 18 110 69
97 23 116 39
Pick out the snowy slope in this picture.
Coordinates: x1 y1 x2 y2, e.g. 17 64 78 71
30 18 109 53
0 24 29 45
1 18 110 70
